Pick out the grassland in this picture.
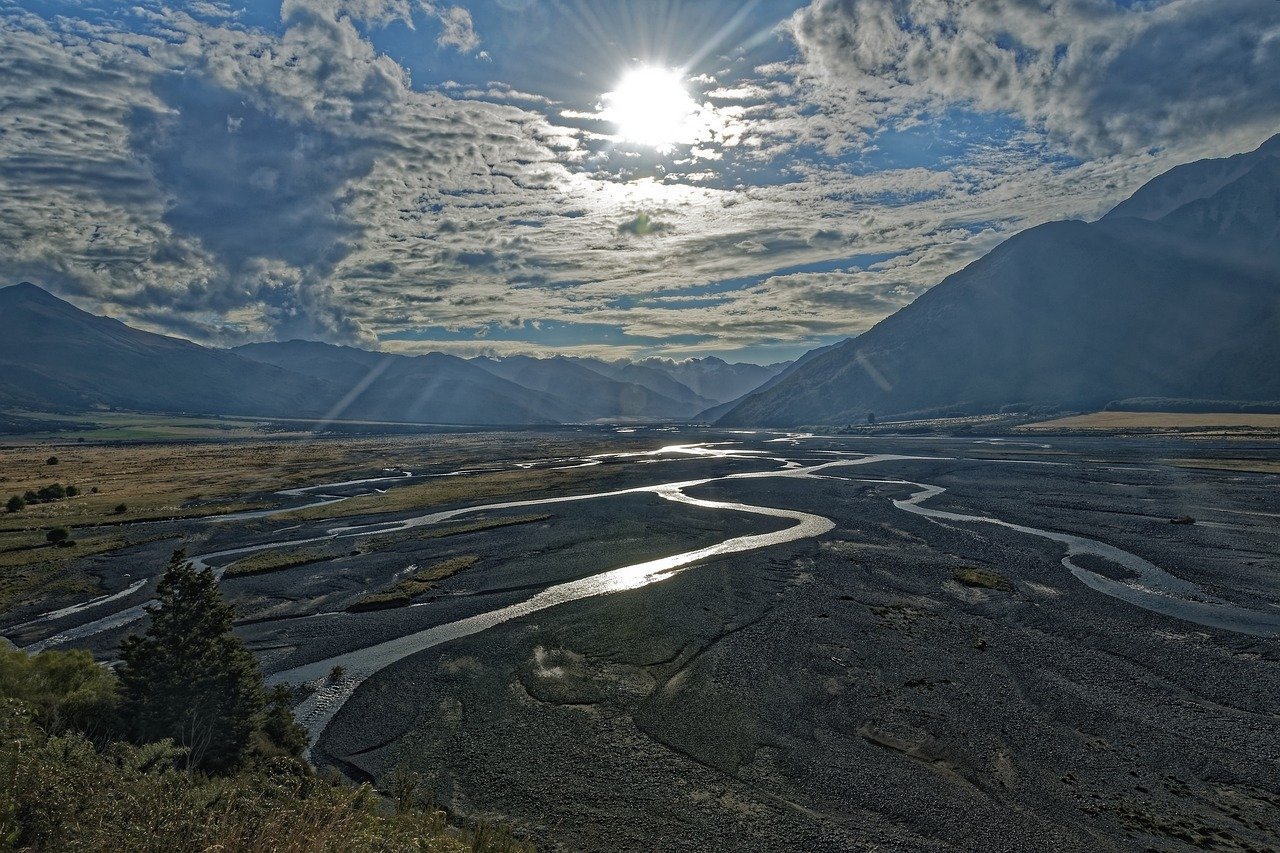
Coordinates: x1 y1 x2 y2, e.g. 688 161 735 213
1019 411 1280 432
348 556 480 611
952 566 1015 591
279 466 619 520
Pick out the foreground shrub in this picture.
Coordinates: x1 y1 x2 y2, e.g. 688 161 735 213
0 703 471 852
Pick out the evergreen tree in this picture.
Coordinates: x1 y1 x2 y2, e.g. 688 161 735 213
118 550 265 772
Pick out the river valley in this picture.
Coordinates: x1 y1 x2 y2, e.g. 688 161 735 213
4 428 1279 851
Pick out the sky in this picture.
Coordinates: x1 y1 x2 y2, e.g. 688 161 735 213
1 0 1277 364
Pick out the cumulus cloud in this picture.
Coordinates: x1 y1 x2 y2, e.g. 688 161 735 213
784 0 1280 156
420 2 480 53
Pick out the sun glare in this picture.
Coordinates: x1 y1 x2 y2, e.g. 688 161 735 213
604 66 698 151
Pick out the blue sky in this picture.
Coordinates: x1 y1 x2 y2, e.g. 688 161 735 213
1 0 1277 363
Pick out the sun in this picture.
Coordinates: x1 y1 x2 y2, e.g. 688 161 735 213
604 66 698 151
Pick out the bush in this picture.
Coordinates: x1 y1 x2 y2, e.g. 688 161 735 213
36 483 66 502
114 503 127 514
65 485 79 498
23 490 39 504
6 495 23 513
0 647 119 739
46 456 58 465
45 528 70 546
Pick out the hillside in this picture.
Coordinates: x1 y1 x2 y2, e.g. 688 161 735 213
717 135 1280 426
0 283 329 418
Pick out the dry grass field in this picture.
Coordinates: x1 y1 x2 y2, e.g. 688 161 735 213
1019 411 1280 431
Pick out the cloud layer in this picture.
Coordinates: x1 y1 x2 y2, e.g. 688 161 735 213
0 0 1276 361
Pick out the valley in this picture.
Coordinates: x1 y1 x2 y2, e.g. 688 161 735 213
3 428 1278 851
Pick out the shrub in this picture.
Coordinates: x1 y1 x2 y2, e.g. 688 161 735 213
0 647 119 738
65 485 79 498
45 528 70 546
114 503 127 514
23 490 39 504
35 483 66 502
6 495 23 513
952 566 1014 592
46 456 58 465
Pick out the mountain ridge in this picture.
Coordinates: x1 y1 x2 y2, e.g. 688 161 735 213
716 134 1280 427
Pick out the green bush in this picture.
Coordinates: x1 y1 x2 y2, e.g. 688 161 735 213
0 647 118 739
45 528 70 546
5 495 23 513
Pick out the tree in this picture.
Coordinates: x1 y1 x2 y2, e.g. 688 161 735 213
118 551 266 772
6 496 23 513
65 485 79 498
45 528 70 546
36 484 65 502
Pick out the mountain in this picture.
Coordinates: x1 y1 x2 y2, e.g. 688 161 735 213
232 341 570 425
469 355 698 420
718 135 1280 426
0 283 329 418
692 341 844 422
563 357 717 411
634 356 789 404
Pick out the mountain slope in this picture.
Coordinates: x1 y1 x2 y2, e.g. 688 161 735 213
564 357 717 411
718 136 1280 426
635 356 789 404
692 341 844 422
0 283 329 418
233 341 571 425
469 355 698 420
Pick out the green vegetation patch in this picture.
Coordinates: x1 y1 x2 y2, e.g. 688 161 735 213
348 556 479 612
952 566 1015 592
365 513 552 551
223 547 343 578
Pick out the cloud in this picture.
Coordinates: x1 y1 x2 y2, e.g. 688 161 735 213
419 2 480 53
616 211 671 236
784 0 1280 156
0 1 1276 362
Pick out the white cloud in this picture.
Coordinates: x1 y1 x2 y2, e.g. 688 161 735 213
784 0 1280 157
419 2 480 53
0 1 1276 361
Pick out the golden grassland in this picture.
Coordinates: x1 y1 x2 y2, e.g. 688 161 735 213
1161 458 1280 475
1019 411 1280 432
0 431 629 615
279 467 620 521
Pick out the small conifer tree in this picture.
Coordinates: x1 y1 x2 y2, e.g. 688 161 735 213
118 550 266 772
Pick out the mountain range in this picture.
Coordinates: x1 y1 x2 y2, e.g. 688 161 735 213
3 135 1275 429
0 284 787 426
717 134 1280 426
